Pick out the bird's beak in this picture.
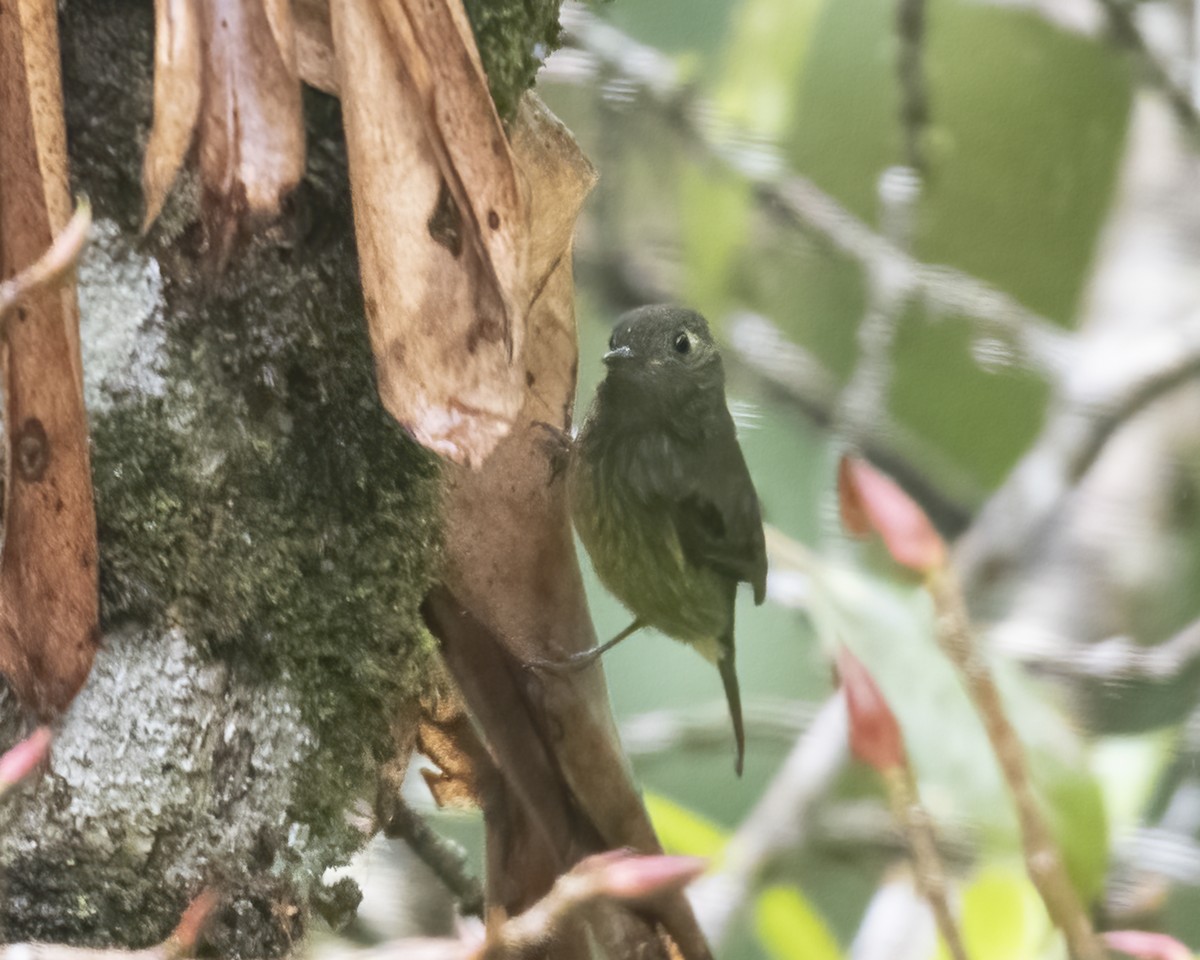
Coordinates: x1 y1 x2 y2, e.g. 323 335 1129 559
603 345 634 364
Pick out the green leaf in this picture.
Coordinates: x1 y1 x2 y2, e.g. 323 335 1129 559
801 555 1110 899
954 866 1050 960
643 791 728 859
755 884 844 960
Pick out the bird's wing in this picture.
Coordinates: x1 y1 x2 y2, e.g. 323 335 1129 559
634 415 768 604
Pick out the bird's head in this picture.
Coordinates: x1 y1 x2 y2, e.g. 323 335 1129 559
600 305 725 401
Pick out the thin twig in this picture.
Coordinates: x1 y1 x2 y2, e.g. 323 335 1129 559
926 568 1103 960
882 767 969 960
994 615 1200 681
954 315 1200 595
896 0 930 171
0 201 91 321
378 793 485 919
1093 0 1200 140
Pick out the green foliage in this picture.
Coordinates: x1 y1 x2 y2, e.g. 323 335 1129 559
644 791 729 858
755 885 844 960
804 555 1109 899
943 866 1053 960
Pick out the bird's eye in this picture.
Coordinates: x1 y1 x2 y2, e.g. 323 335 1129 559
608 329 618 350
674 332 691 355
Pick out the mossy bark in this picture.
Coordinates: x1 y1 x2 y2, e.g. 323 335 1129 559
0 0 560 953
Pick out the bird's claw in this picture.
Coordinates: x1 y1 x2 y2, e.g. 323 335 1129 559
531 420 572 485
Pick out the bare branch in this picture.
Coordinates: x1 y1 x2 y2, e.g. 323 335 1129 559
895 0 930 171
954 314 1200 594
881 768 969 960
1093 0 1200 140
548 5 1071 379
994 616 1200 682
927 568 1104 960
377 790 485 919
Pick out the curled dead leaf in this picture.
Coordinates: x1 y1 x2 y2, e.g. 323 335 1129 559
195 0 305 266
0 0 100 716
142 0 202 230
330 0 530 468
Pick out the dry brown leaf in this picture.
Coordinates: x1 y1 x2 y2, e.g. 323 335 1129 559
142 0 202 230
196 0 305 267
293 0 338 95
330 0 529 468
0 0 100 715
429 96 711 960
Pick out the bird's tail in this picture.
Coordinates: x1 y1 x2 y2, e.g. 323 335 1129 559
718 631 745 777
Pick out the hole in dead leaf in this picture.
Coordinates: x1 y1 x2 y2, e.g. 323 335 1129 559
487 210 500 230
16 418 49 482
428 181 463 258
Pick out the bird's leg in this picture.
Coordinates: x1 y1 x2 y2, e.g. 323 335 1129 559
531 420 573 484
528 619 645 674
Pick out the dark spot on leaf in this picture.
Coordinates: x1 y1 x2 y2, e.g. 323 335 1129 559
16 307 27 322
427 180 463 258
16 418 49 482
54 498 64 514
525 370 535 387
487 210 500 230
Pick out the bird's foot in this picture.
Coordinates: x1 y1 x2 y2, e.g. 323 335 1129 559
531 420 573 485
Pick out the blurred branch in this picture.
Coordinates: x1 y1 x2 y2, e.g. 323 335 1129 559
690 694 849 949
927 568 1104 960
1092 0 1200 140
549 4 1072 380
839 646 968 960
896 0 930 171
377 787 485 919
836 167 920 453
994 615 1200 681
881 767 968 960
954 315 1200 595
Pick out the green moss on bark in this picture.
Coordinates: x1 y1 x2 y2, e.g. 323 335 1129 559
463 0 563 119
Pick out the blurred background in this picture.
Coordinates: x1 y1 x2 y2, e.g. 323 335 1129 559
332 1 1200 957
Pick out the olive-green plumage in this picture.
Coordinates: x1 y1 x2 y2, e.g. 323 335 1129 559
569 305 768 776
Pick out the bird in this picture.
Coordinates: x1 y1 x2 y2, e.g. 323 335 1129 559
553 304 768 776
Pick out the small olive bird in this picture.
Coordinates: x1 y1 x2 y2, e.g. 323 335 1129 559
555 304 768 776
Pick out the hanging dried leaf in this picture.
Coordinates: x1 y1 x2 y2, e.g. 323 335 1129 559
329 0 529 468
142 0 202 230
195 0 305 266
0 0 100 715
293 0 337 95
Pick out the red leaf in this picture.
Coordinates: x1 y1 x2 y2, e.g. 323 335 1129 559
169 889 219 955
837 646 906 772
838 456 946 574
1104 931 1194 960
0 727 52 789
